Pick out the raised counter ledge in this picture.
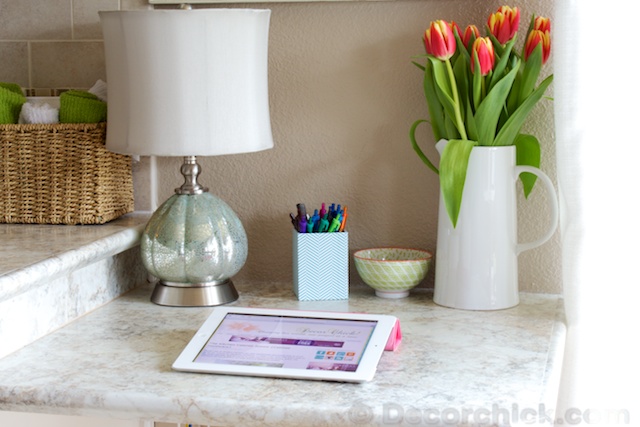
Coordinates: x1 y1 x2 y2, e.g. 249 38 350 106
0 213 149 299
0 282 565 426
0 214 150 360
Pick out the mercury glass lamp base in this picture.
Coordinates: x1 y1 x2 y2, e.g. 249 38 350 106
150 279 239 307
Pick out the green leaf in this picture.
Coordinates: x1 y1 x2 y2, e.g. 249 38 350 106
472 51 483 111
444 115 461 139
518 43 542 105
465 100 478 141
423 61 446 141
453 31 470 63
486 26 505 57
505 69 522 120
410 119 439 174
524 14 536 42
515 133 541 198
493 74 553 147
488 37 517 92
474 61 520 146
453 54 469 125
430 57 454 102
412 60 426 71
430 58 459 136
440 139 478 227
454 29 471 61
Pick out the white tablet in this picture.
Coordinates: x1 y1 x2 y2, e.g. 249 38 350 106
172 306 398 382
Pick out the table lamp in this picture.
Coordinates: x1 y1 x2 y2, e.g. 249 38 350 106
100 8 273 306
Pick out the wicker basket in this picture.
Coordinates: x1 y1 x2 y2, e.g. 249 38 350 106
0 123 134 225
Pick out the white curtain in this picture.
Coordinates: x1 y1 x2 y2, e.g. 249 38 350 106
555 1 639 424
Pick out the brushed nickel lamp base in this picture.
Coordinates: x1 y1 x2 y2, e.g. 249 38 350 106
151 279 239 307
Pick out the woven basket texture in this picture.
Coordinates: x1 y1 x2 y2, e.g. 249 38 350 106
0 123 134 224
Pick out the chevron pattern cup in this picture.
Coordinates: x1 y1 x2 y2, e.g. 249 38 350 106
292 230 349 301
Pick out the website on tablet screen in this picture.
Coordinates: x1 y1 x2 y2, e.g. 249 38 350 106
194 313 377 371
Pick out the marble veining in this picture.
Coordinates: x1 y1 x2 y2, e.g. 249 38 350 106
0 282 566 426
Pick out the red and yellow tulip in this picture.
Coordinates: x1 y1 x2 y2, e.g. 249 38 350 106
524 16 551 64
487 6 520 44
471 37 495 76
524 29 551 64
532 16 550 33
423 20 457 61
462 25 480 49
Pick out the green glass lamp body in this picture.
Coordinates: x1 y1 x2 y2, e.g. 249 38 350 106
141 157 247 306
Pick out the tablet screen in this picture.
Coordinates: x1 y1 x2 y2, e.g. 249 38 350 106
193 313 377 372
173 307 397 382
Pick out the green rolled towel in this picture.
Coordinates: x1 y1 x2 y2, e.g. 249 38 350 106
0 82 26 124
59 90 107 123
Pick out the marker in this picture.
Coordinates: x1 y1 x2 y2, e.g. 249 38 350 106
296 203 307 221
295 203 307 232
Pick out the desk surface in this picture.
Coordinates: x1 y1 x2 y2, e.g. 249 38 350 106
0 282 565 426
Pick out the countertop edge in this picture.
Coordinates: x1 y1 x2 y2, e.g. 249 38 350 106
0 219 146 301
539 297 567 418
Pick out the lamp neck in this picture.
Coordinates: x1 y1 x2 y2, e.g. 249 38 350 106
175 156 209 195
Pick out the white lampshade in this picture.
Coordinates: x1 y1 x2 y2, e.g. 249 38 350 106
99 9 273 156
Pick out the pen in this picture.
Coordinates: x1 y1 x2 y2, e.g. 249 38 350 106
339 206 348 232
298 215 307 233
310 210 320 232
317 214 330 233
327 214 342 232
306 217 315 233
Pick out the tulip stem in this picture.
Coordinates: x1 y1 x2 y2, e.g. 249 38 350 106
445 59 467 140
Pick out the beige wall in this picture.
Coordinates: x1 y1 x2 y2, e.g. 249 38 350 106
0 0 560 293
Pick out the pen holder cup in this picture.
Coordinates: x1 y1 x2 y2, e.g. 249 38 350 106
292 230 349 301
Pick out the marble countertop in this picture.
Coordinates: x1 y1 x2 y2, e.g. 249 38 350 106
0 281 565 426
0 213 149 301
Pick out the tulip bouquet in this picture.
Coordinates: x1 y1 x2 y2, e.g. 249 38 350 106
410 6 553 226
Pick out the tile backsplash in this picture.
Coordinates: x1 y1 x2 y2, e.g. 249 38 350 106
0 0 150 90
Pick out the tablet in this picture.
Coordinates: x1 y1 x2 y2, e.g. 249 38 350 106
172 306 398 382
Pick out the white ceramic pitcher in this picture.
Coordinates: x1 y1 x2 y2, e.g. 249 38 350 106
433 140 558 310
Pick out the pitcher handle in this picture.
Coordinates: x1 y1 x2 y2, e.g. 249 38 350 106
514 166 559 255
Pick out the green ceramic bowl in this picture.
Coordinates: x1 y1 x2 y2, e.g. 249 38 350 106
353 248 433 298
